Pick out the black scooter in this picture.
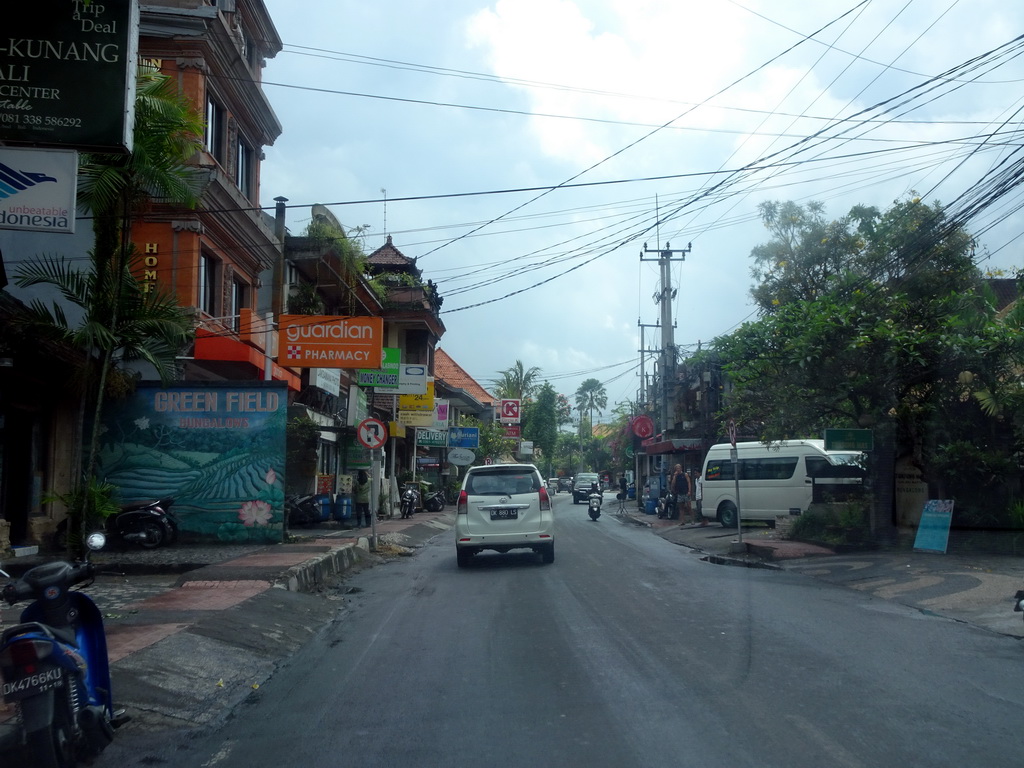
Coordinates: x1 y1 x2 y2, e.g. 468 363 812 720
286 494 321 527
55 497 178 551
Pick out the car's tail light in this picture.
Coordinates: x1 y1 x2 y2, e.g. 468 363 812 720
538 486 551 511
457 490 468 515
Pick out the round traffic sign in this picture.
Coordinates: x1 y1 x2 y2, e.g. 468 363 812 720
357 417 388 449
448 447 475 466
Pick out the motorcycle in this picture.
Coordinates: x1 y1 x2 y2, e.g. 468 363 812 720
54 497 178 551
657 492 678 520
400 485 420 519
0 532 128 767
286 494 322 527
1014 589 1024 621
423 490 445 513
588 490 603 521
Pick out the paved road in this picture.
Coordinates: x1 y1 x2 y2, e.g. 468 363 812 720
93 495 1024 768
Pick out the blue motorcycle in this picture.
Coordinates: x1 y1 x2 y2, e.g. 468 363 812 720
0 532 126 767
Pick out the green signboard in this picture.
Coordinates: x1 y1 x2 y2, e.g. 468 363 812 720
823 428 874 451
357 347 400 387
417 428 447 447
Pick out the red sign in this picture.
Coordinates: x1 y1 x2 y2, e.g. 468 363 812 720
632 415 654 439
500 399 521 423
280 315 383 369
357 417 388 449
503 424 521 439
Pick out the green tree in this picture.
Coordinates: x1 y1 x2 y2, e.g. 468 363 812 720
492 360 542 400
718 196 1002 501
574 378 607 437
461 416 517 465
14 63 202 551
524 382 560 476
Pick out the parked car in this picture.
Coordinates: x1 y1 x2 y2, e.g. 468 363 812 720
572 472 600 504
456 463 554 567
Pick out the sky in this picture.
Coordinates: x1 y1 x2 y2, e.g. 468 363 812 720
258 0 1024 419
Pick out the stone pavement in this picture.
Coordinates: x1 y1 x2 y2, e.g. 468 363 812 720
620 503 1024 638
0 509 456 737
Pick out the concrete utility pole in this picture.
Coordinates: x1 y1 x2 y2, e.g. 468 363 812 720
640 242 691 437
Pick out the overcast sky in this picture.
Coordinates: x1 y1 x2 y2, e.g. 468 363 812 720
259 0 1024 418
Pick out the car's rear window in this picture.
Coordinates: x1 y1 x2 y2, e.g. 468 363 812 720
465 469 540 496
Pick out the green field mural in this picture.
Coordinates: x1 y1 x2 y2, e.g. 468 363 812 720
95 382 288 544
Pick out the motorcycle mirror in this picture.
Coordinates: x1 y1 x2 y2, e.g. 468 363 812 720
86 532 107 552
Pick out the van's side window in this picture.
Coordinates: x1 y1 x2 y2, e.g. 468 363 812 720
705 461 734 481
805 456 829 477
743 457 798 480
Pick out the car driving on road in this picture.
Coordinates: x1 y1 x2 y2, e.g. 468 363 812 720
455 463 554 567
572 472 600 504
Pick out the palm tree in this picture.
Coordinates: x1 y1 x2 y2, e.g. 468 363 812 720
574 378 608 441
492 360 542 400
13 63 203 550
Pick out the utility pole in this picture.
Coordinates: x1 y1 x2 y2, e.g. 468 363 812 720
640 242 691 438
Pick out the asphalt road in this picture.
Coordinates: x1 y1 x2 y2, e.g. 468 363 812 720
95 493 1024 767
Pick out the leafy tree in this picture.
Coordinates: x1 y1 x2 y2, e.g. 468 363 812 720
492 360 542 400
524 383 560 476
574 378 607 438
460 416 517 465
13 63 202 551
718 195 1005 503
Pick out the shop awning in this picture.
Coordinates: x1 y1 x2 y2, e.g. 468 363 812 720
194 329 301 391
642 438 705 455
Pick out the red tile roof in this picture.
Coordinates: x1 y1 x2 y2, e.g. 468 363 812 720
435 348 495 407
367 235 416 268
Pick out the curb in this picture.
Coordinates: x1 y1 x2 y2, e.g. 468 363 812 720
274 541 366 592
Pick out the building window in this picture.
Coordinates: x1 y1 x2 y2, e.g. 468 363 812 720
205 97 226 164
199 253 218 315
236 138 254 200
230 279 249 332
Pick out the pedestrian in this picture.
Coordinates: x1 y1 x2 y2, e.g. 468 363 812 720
693 470 708 525
618 475 627 498
670 463 689 521
354 470 371 527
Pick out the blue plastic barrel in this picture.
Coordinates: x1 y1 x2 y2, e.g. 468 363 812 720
644 498 657 515
316 494 332 521
334 497 352 521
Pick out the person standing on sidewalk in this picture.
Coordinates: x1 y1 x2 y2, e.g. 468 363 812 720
670 464 689 520
354 470 371 527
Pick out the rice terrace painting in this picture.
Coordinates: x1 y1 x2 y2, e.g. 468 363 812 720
95 381 288 544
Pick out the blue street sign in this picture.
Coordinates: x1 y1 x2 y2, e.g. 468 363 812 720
448 426 480 448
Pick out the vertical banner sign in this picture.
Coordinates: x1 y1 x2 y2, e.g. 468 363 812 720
913 499 955 554
0 0 139 152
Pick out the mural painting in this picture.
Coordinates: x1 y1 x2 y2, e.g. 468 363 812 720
95 381 287 544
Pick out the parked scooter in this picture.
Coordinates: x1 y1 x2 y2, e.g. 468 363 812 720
54 497 178 551
286 494 321 527
423 489 445 513
1013 589 1024 622
657 492 678 520
588 489 603 521
0 532 128 767
400 485 420 519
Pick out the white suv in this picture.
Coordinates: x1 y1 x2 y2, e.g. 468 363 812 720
456 463 554 567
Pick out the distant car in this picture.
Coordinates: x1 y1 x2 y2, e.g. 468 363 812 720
557 477 573 494
456 463 554 567
572 472 600 504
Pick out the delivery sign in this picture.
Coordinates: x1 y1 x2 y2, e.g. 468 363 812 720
280 315 383 368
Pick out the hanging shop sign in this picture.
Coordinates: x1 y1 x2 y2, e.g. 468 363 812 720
279 315 383 369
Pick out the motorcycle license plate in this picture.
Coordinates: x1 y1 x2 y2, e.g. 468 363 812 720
490 509 518 521
1 666 64 702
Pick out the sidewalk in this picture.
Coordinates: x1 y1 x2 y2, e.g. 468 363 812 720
0 509 456 735
621 504 1024 638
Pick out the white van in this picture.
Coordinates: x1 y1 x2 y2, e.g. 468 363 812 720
700 440 863 527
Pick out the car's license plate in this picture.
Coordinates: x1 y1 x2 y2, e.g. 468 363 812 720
1 666 64 702
490 508 518 520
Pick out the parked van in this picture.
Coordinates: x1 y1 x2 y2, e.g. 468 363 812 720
700 440 863 527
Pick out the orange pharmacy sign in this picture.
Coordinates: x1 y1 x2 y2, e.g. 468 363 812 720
279 315 384 368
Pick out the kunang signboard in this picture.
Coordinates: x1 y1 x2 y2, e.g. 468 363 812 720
0 0 139 152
